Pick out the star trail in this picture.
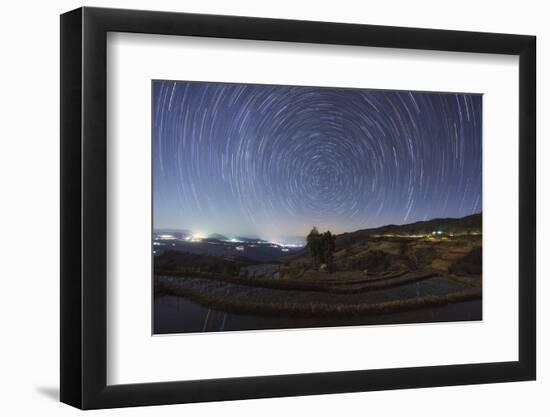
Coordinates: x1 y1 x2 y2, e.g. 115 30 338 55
153 80 482 240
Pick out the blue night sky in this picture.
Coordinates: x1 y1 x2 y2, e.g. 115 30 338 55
153 80 482 241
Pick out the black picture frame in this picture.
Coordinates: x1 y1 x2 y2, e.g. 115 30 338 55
60 6 536 410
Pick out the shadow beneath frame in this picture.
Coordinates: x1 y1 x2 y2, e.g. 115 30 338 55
35 386 59 401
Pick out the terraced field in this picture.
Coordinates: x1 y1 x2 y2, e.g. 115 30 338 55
153 215 482 333
154 269 481 319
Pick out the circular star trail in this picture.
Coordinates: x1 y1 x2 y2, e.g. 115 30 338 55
153 81 482 240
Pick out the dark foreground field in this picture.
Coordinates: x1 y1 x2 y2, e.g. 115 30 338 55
154 294 481 334
153 272 481 334
153 214 482 334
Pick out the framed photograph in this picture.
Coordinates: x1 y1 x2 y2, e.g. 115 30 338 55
60 7 536 409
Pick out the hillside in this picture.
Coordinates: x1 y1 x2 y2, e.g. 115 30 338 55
336 213 481 245
279 213 482 279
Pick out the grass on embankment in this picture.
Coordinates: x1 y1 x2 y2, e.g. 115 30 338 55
155 277 481 319
154 269 448 294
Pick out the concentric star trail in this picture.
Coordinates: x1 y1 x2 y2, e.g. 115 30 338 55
153 80 482 240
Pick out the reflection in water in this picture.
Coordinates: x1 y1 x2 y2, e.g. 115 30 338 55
153 295 482 335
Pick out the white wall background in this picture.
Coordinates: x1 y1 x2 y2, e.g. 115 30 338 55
0 0 546 415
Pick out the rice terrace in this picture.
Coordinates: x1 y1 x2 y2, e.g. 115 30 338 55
153 214 482 333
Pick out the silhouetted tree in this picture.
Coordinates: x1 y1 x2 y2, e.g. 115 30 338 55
307 227 336 267
321 231 336 265
307 227 321 265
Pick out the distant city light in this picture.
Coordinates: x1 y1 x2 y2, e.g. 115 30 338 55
270 241 304 248
228 238 243 243
191 233 206 242
158 234 176 240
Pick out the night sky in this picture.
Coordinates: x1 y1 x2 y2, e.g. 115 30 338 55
153 80 482 241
